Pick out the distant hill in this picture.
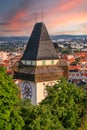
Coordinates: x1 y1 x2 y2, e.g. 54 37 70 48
0 36 29 41
51 34 87 40
0 35 87 41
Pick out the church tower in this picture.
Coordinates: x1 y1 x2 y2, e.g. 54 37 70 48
14 22 67 105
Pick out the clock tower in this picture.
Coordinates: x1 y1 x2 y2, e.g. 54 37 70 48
14 22 68 105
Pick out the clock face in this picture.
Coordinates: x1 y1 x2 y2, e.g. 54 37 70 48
22 82 32 99
47 82 55 87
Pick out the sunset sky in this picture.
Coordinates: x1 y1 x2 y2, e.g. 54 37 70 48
0 0 87 36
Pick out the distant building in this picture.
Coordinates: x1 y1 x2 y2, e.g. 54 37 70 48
0 51 8 64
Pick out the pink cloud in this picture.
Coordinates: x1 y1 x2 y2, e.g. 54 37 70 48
1 0 87 36
59 0 83 12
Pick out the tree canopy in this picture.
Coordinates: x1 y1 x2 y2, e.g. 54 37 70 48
21 78 87 130
0 67 24 130
0 66 87 130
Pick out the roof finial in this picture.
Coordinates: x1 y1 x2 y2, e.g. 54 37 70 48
34 12 37 23
41 11 44 22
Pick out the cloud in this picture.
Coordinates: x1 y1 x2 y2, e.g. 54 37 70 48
54 30 82 35
5 0 34 21
0 22 10 26
1 29 21 32
80 23 87 28
58 0 83 12
0 0 35 33
0 0 87 36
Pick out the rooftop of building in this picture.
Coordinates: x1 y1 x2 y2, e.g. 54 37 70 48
21 22 58 61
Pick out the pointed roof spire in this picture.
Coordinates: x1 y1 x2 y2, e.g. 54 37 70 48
21 22 58 60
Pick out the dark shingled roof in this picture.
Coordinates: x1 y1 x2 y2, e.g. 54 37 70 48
21 22 58 60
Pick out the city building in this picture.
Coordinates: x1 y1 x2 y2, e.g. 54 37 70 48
0 51 8 64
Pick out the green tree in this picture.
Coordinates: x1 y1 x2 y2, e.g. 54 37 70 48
0 67 24 130
62 48 72 54
21 99 64 130
20 99 35 130
40 78 87 130
21 78 87 130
